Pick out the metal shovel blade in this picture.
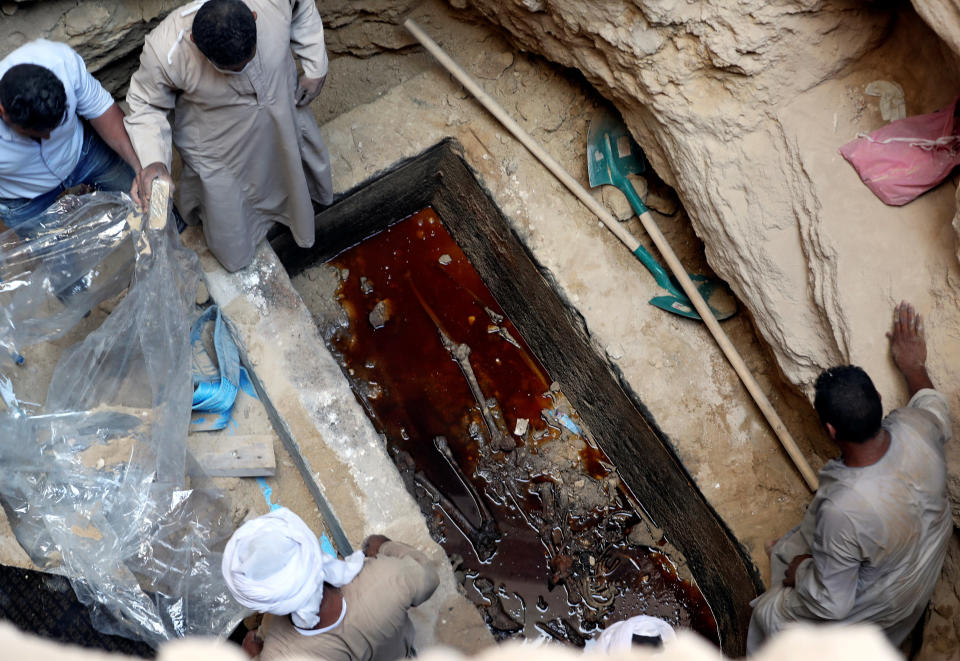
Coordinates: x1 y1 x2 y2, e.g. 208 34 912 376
649 274 737 321
587 112 648 186
587 111 737 321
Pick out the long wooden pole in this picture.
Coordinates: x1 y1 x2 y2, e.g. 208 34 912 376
405 18 818 491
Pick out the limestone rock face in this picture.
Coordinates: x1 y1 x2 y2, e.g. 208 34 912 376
912 0 960 59
0 1 191 94
323 0 419 56
449 0 960 418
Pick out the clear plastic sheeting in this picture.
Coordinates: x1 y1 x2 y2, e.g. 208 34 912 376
0 194 136 363
0 193 244 646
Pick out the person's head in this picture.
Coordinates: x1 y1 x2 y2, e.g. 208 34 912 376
191 0 257 71
632 633 663 648
221 508 363 629
588 615 676 653
814 365 883 444
0 64 67 139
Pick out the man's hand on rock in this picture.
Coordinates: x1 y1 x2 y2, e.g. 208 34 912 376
295 74 326 107
363 534 390 558
131 162 173 211
886 300 934 395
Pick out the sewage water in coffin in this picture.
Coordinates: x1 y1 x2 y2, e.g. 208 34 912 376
295 208 718 645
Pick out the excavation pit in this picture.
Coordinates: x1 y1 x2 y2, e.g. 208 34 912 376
272 140 763 654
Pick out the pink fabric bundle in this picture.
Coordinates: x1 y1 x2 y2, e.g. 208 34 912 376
839 96 960 206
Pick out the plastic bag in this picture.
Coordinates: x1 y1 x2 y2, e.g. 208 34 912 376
0 192 244 646
839 96 960 206
0 194 137 364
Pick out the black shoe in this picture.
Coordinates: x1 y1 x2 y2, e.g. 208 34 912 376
172 204 187 234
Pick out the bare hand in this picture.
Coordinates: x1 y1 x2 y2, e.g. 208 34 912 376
887 301 926 372
295 74 326 107
886 300 934 394
362 534 389 558
782 554 812 588
131 162 173 211
241 629 264 658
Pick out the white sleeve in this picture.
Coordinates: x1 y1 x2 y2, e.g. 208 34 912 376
65 45 114 120
289 0 328 79
123 39 176 170
908 388 951 443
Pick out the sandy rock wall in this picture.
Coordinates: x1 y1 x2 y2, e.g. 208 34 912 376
911 0 960 59
0 0 192 93
322 0 418 55
448 1 960 435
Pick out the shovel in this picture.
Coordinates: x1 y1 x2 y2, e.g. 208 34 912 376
587 112 736 321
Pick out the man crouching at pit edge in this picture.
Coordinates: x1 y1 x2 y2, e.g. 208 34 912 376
222 507 439 661
747 301 952 652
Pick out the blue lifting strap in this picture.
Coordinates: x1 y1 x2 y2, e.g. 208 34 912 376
191 305 243 429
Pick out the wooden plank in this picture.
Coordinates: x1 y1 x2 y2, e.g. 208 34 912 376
187 434 276 477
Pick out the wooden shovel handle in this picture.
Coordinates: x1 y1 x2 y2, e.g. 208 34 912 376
403 20 641 254
404 19 818 491
638 209 819 491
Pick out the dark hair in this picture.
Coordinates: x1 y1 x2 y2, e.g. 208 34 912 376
192 0 257 68
814 365 882 443
0 64 67 132
631 634 663 648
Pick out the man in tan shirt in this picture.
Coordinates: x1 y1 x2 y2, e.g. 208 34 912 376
222 508 439 661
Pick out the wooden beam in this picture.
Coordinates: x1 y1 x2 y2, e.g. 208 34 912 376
186 434 276 477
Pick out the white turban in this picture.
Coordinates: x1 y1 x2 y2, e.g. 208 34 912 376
584 615 677 653
222 507 365 629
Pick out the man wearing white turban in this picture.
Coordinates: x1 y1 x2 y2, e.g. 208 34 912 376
222 507 439 661
584 615 677 653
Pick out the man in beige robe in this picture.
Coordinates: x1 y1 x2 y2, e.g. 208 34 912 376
222 508 439 661
747 302 952 653
125 0 333 272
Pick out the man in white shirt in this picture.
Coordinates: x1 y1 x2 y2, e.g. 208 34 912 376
0 40 143 233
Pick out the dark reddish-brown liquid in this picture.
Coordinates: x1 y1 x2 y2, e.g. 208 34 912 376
323 208 718 645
